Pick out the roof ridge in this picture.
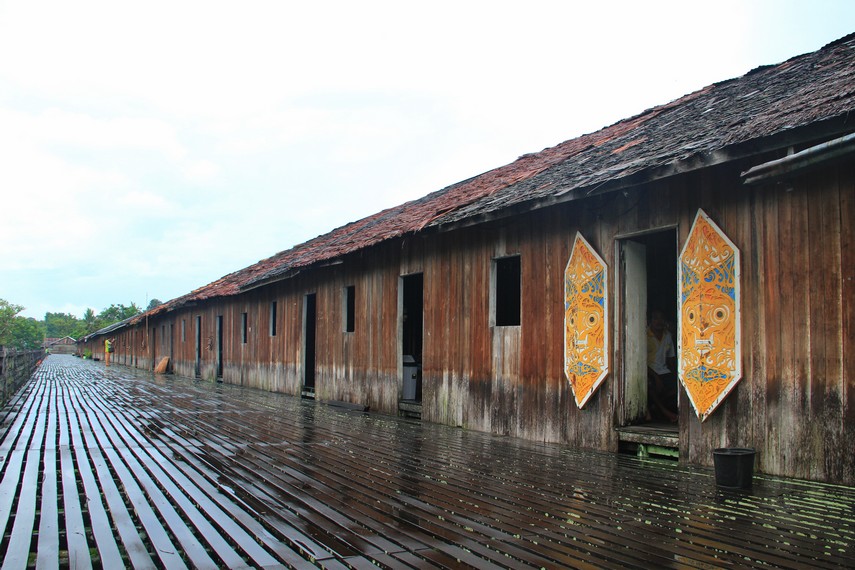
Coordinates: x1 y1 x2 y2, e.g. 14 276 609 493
123 32 855 324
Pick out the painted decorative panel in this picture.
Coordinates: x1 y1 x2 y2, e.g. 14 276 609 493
678 209 741 422
564 232 608 408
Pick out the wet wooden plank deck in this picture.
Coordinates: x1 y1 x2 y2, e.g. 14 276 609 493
0 355 852 569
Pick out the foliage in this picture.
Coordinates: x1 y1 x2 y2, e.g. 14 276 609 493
147 298 163 311
82 308 98 335
44 312 80 338
44 303 142 339
1 299 47 349
0 299 25 345
2 298 146 348
9 317 45 350
98 303 142 325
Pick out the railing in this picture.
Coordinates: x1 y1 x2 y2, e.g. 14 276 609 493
0 347 45 407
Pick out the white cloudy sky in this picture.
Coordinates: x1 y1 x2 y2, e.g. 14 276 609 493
1 0 853 319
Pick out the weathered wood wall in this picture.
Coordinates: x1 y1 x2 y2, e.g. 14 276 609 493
79 154 854 484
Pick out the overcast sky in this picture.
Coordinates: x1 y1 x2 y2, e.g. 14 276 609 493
1 1 853 320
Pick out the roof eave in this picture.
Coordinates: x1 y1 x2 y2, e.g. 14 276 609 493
430 114 855 235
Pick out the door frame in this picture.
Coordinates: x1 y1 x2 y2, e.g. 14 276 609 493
615 225 679 427
194 315 202 378
399 272 424 402
302 293 317 398
216 315 224 380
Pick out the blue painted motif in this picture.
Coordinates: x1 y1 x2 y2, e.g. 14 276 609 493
686 365 728 383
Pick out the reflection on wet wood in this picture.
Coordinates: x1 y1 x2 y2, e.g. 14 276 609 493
0 355 852 568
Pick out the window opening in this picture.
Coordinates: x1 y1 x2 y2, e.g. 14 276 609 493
494 255 521 326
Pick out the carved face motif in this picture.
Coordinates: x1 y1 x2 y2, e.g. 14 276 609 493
681 255 736 374
679 211 741 421
564 234 608 408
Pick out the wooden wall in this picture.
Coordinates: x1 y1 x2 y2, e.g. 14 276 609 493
81 154 854 485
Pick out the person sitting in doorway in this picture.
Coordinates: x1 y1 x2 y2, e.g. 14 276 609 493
647 309 678 423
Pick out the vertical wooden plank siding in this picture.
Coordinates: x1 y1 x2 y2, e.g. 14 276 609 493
79 157 854 484
747 182 767 477
808 168 844 482
760 181 782 477
841 160 855 484
791 171 813 479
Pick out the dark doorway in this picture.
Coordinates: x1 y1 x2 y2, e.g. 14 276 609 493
619 229 679 427
303 293 317 398
216 315 224 380
150 327 156 371
195 316 202 378
401 273 423 402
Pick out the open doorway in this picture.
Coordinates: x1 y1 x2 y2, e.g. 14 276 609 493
618 229 679 429
401 274 423 403
150 327 156 371
194 316 202 378
303 293 317 398
216 315 224 380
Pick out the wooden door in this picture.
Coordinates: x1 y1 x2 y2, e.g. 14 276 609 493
621 239 647 424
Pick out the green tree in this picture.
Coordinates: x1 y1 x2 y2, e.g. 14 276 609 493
146 298 163 311
82 307 98 332
97 303 141 326
0 299 24 345
10 317 45 350
44 312 80 338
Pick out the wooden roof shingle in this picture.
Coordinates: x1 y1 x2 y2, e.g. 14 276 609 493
136 33 855 323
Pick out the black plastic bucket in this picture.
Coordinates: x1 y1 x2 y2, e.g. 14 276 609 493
713 448 756 489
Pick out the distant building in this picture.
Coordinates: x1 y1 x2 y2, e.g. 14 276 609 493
44 336 77 354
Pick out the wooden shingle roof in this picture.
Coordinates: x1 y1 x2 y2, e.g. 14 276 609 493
137 33 855 322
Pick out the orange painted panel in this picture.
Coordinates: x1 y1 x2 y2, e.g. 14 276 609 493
678 209 741 422
564 233 608 408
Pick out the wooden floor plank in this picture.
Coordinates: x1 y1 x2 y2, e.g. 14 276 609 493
3 388 49 569
154 420 479 565
65 385 152 569
93 398 316 569
56 389 93 570
81 391 278 569
145 407 475 560
80 398 199 569
164 403 676 568
144 366 852 564
0 381 45 542
1 355 852 569
166 442 341 568
36 389 60 569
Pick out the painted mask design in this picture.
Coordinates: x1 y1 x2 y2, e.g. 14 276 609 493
565 233 608 408
678 210 741 421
